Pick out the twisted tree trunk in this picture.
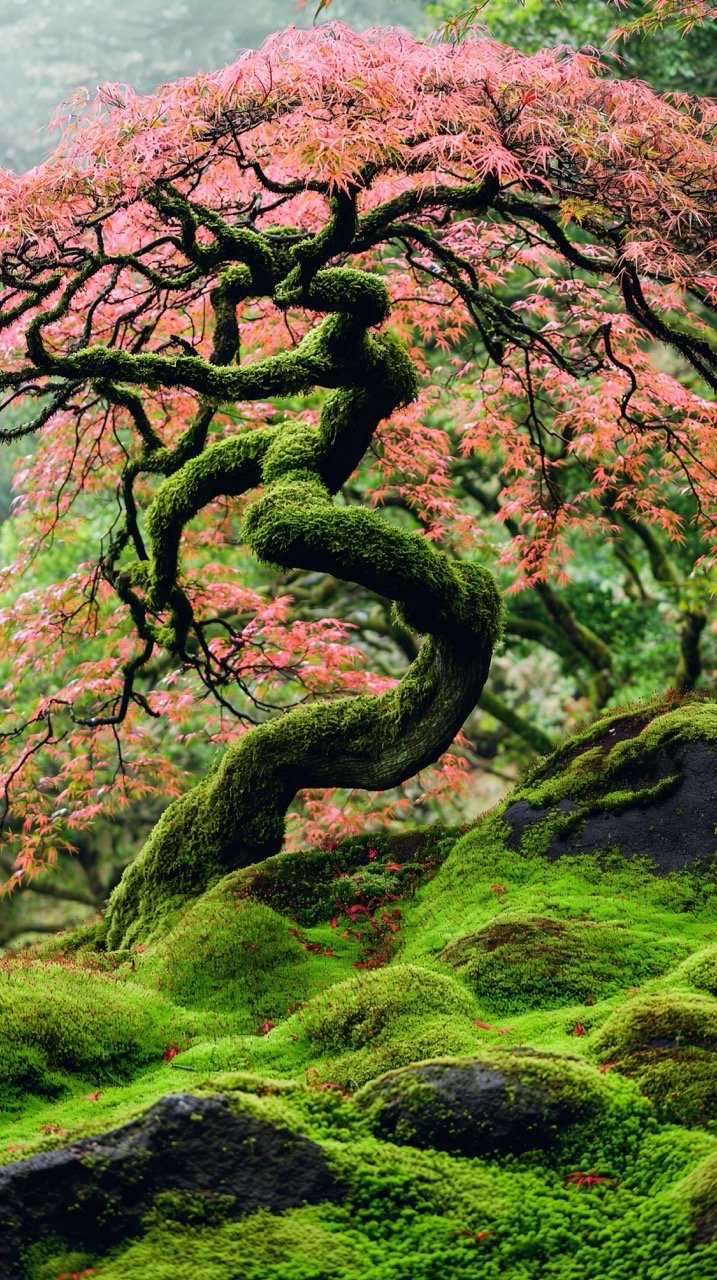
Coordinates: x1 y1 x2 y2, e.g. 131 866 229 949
103 261 502 948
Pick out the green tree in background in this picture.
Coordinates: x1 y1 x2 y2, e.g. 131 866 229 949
423 0 717 93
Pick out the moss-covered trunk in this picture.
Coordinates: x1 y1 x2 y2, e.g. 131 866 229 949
102 236 502 947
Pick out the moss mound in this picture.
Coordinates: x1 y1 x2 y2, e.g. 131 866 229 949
590 993 717 1127
354 1050 614 1156
4 696 717 1278
178 964 482 1088
678 945 717 996
0 958 193 1111
438 912 686 1013
299 965 475 1053
673 1151 717 1242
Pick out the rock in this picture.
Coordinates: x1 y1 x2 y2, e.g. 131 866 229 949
0 1093 339 1279
502 707 717 871
354 1052 609 1157
590 993 717 1127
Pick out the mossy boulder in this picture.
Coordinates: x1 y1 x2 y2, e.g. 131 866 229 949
438 912 686 1013
678 945 717 996
0 1093 339 1280
354 1050 614 1156
591 993 717 1126
502 698 717 869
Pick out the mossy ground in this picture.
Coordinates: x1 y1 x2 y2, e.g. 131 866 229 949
4 699 717 1278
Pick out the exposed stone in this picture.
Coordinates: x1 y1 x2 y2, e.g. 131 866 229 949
354 1053 607 1157
504 742 717 871
0 1093 339 1280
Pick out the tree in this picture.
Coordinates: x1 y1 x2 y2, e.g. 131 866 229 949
0 23 716 947
423 0 717 94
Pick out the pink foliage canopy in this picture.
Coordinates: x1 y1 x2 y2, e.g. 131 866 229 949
0 22 715 880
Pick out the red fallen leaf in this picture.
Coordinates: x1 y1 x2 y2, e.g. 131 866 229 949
599 1061 618 1073
385 860 403 871
495 1027 510 1036
366 847 378 860
322 947 337 957
475 1019 495 1031
290 1034 300 1042
565 1170 617 1189
5 1143 25 1152
572 1021 587 1036
164 1046 180 1062
84 1090 102 1101
260 1020 275 1035
456 1227 494 1242
330 916 338 928
134 944 149 952
490 883 506 893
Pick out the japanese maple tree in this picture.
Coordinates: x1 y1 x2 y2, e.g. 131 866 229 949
0 21 716 946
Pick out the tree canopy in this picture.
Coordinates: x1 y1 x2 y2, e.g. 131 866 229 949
0 20 716 942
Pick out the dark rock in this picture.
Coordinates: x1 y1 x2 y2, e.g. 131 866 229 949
0 1093 339 1279
355 1054 605 1158
504 742 717 872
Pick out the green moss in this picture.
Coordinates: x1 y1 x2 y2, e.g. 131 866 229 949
438 912 689 1013
7 700 717 1277
677 945 717 996
298 965 476 1054
38 1138 717 1280
66 1206 361 1280
591 993 717 1127
23 1243 99 1280
128 890 359 1031
0 957 194 1112
228 826 455 926
179 964 482 1088
592 993 717 1060
672 1150 717 1240
514 696 717 811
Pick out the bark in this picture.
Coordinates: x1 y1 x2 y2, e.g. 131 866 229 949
103 251 502 948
